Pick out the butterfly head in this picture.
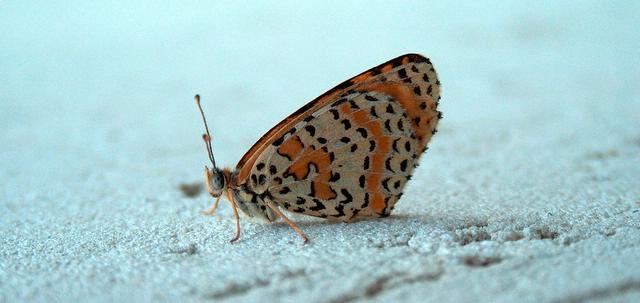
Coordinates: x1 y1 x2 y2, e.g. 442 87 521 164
204 166 227 197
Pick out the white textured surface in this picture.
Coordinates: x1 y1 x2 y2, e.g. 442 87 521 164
1 2 639 302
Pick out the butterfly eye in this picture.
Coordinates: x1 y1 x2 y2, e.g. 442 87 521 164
211 169 226 191
204 166 225 196
195 95 217 168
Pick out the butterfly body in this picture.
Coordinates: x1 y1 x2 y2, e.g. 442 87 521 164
204 168 277 222
198 53 441 243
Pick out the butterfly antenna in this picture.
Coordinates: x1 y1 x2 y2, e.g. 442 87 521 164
195 94 217 168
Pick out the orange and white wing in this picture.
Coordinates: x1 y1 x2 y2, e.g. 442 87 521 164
235 54 441 221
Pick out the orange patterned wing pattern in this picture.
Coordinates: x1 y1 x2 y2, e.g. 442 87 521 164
235 54 441 220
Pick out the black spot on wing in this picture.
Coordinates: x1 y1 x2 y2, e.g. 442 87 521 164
339 189 353 204
332 98 347 107
369 140 376 152
272 136 285 146
385 158 395 172
341 119 352 130
333 204 346 217
398 68 407 79
279 187 291 195
382 178 391 192
356 128 368 138
384 120 392 132
308 182 316 197
386 104 395 114
296 196 306 205
362 193 370 208
329 109 340 120
370 106 379 118
349 208 360 220
392 138 400 153
393 180 401 189
400 159 408 172
397 119 404 132
329 171 341 182
304 125 316 137
310 198 326 211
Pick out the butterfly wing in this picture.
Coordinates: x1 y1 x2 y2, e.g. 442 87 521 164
235 54 441 220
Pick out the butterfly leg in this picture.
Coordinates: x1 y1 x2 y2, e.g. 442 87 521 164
200 196 221 216
228 196 242 243
265 200 309 244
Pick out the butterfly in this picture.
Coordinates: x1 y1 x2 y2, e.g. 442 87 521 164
195 53 441 243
